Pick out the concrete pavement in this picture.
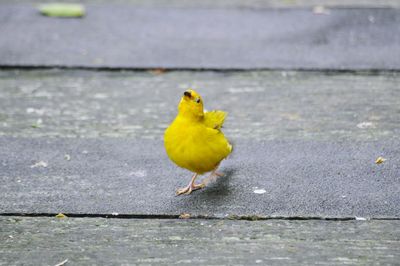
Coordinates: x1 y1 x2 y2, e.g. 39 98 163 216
0 70 399 140
1 137 399 218
1 1 400 265
1 217 399 265
0 69 399 218
1 5 400 69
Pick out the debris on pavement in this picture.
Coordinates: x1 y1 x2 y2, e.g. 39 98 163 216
55 213 67 218
355 217 368 221
357 122 375 129
39 3 85 18
253 188 266 194
31 118 43 128
129 170 147 178
64 154 71 161
313 6 330 15
30 161 48 168
26 108 45 115
375 157 386 164
179 213 191 219
54 259 68 266
149 68 167 75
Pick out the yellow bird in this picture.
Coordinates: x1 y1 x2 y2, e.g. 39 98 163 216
164 89 232 195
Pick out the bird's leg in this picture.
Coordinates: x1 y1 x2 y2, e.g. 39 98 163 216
203 164 224 186
211 163 224 177
176 173 205 195
213 170 224 177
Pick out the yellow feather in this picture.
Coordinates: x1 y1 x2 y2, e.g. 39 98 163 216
164 90 232 175
204 110 227 130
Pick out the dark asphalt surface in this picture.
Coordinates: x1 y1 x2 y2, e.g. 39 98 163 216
1 137 399 218
1 5 400 69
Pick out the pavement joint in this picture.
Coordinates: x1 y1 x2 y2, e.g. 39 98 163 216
1 213 400 221
2 65 400 74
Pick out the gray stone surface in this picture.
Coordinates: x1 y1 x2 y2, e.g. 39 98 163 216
1 70 399 218
1 217 400 265
0 137 399 218
6 0 400 8
1 5 400 69
1 2 399 264
0 70 399 140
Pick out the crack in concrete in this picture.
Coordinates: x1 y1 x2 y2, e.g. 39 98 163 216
1 213 399 221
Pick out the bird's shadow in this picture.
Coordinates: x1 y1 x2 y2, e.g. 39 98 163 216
166 167 237 214
195 167 236 198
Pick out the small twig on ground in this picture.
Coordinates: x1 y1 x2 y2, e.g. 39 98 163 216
54 259 68 266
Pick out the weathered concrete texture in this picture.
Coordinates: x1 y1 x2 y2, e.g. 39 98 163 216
0 70 399 140
1 6 400 69
5 0 400 8
0 138 399 218
1 217 399 265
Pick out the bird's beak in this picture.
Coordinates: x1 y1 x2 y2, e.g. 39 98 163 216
183 91 192 99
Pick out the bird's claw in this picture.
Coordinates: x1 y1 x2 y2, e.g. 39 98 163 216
176 183 205 196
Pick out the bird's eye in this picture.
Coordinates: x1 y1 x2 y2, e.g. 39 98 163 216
196 98 201 103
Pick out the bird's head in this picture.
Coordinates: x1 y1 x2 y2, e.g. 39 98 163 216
178 89 204 119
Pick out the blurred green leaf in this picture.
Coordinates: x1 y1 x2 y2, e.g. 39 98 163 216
38 3 85 18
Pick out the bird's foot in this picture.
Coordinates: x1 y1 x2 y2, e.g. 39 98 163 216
176 183 205 196
214 171 224 177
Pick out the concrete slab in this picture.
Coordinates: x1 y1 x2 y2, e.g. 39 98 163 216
0 137 399 218
6 0 400 8
1 217 399 265
1 5 400 69
0 70 399 140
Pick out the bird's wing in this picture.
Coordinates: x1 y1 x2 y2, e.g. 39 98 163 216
204 110 227 130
